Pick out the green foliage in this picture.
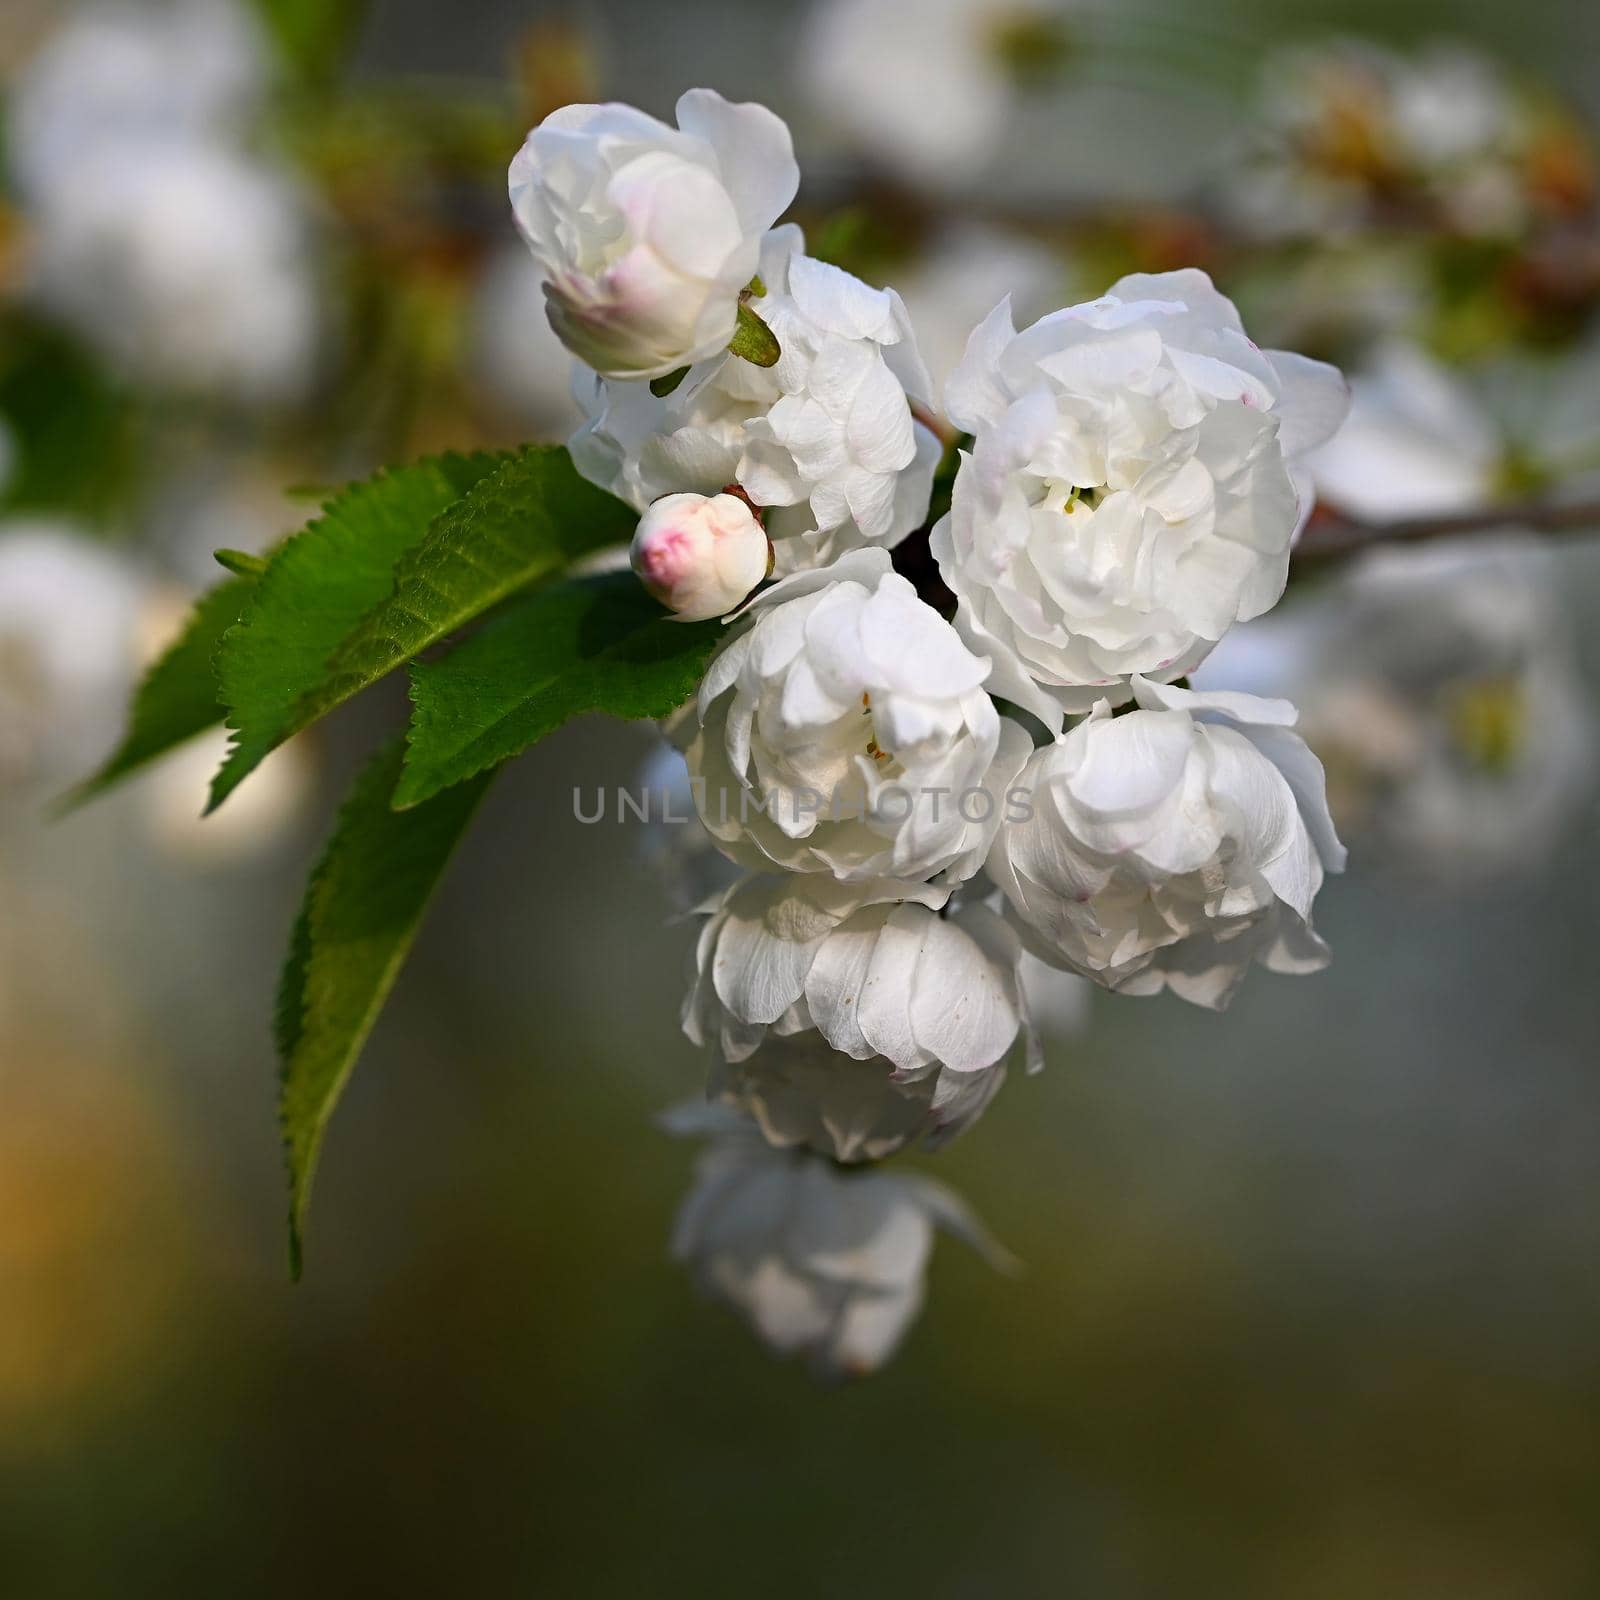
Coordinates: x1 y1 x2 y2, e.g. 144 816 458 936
730 303 781 368
214 446 636 811
278 739 492 1278
650 366 691 398
0 315 135 521
63 572 258 810
397 573 721 809
209 450 508 811
249 0 368 89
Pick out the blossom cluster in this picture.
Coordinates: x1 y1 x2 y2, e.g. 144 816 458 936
5 0 320 403
509 88 1351 1375
1231 40 1596 245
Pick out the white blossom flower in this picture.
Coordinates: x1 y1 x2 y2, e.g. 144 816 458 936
0 525 146 788
630 492 769 621
709 1029 1005 1164
6 0 267 203
989 676 1346 1009
508 89 799 381
665 1103 1011 1378
1308 340 1600 522
680 549 1032 883
571 228 940 575
1211 540 1595 882
28 142 321 404
933 270 1349 715
682 871 1036 1077
801 0 1073 191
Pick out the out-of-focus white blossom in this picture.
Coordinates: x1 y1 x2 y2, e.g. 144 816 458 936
29 143 321 405
681 549 1031 883
934 270 1348 716
6 0 267 203
467 245 585 438
894 225 1064 392
572 228 939 575
1232 40 1595 243
635 738 741 913
1309 341 1600 522
1017 948 1092 1039
989 677 1346 1010
630 492 769 621
141 726 315 865
509 89 799 381
801 0 1073 190
1212 540 1595 882
0 526 146 787
709 1030 1004 1163
666 1102 1011 1378
683 872 1036 1077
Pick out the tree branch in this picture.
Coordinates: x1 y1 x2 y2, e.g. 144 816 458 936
1291 497 1600 572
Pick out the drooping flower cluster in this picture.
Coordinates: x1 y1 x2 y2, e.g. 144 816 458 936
509 88 1351 1375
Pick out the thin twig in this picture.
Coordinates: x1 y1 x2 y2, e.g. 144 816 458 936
1291 498 1600 570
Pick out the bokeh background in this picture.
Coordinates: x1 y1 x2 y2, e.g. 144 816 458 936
3 0 1600 1594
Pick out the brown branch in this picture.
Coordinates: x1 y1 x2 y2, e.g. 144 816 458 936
1290 497 1600 572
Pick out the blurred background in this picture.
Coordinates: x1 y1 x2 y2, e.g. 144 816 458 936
3 0 1600 1593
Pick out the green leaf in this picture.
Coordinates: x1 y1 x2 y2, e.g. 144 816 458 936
209 450 508 812
0 314 135 521
213 548 269 578
278 739 492 1278
213 446 637 812
730 302 781 367
649 366 691 398
62 572 257 810
396 573 721 809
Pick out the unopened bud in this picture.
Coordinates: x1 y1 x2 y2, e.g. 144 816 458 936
630 492 768 621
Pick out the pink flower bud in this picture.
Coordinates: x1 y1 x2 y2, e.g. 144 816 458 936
630 492 768 621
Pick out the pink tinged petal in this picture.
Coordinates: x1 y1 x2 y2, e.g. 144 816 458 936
606 151 744 276
673 88 800 233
